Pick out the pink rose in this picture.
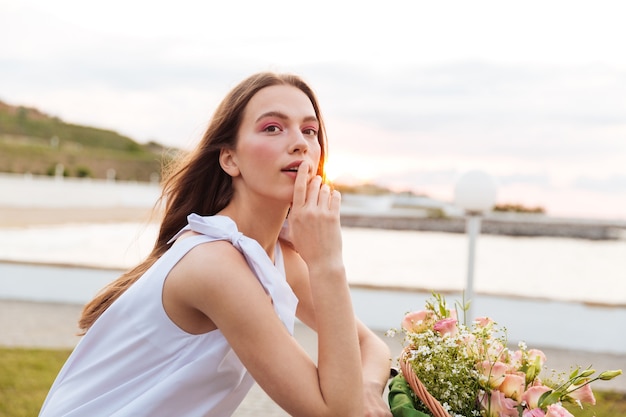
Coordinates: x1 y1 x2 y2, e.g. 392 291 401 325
499 373 526 401
523 409 546 417
566 382 596 405
528 349 547 368
545 403 575 417
475 316 494 328
401 310 434 333
479 390 519 417
522 385 551 409
477 360 508 389
433 317 458 337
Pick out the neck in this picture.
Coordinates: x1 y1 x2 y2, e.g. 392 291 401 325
218 199 290 256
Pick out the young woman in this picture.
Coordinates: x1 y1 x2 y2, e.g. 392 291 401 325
40 72 392 417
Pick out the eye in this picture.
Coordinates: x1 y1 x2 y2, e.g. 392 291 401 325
263 124 282 133
302 127 318 137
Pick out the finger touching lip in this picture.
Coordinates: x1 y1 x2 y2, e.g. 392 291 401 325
297 161 309 173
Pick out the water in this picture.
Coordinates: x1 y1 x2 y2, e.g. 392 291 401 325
0 222 624 306
343 227 626 306
1 173 624 306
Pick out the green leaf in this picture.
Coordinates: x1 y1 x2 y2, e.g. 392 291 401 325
569 368 581 379
538 390 562 408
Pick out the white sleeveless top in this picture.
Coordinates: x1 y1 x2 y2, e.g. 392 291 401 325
39 214 299 417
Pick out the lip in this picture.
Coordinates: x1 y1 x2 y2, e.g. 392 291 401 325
281 160 304 172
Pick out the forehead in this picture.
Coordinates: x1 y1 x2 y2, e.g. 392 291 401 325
243 85 316 121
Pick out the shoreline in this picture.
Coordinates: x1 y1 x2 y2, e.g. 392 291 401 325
3 260 626 354
2 257 626 309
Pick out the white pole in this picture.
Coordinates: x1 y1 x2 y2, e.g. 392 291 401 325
465 213 482 324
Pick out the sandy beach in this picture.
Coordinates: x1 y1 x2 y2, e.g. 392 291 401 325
0 206 158 228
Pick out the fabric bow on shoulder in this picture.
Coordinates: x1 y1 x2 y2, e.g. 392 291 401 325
168 213 299 335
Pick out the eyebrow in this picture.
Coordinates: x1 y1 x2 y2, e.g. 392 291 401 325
255 111 318 124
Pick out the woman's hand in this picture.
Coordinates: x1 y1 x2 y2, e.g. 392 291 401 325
287 161 343 268
363 382 393 417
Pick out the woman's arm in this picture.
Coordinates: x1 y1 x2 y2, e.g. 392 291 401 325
284 239 392 417
357 319 393 417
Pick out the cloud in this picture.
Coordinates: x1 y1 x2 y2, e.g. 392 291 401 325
313 61 626 131
303 62 626 174
497 173 553 187
573 175 626 194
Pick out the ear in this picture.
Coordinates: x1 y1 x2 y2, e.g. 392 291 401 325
219 148 240 177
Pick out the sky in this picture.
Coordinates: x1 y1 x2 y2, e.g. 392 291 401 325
1 0 625 220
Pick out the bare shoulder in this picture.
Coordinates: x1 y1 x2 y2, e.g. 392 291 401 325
176 239 246 275
167 238 261 296
163 238 266 334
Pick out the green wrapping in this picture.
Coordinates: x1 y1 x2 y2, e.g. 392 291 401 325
387 374 432 417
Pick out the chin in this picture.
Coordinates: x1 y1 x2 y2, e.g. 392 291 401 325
264 190 293 206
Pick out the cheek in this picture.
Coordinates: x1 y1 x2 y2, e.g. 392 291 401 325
248 141 280 161
239 139 281 171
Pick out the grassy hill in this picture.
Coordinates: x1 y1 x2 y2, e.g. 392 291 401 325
0 100 180 182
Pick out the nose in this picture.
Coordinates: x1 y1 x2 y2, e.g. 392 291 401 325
288 130 308 154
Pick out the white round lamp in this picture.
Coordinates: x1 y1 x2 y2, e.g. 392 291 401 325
454 170 498 214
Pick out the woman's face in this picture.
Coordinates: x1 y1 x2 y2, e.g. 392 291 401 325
226 84 322 203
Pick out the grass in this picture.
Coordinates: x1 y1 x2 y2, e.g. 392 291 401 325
0 101 179 182
0 348 71 417
564 389 626 416
0 104 143 152
0 347 624 417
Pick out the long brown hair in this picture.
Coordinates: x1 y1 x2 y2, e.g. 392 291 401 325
79 72 328 334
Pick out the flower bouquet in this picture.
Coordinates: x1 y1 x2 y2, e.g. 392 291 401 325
388 293 622 417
